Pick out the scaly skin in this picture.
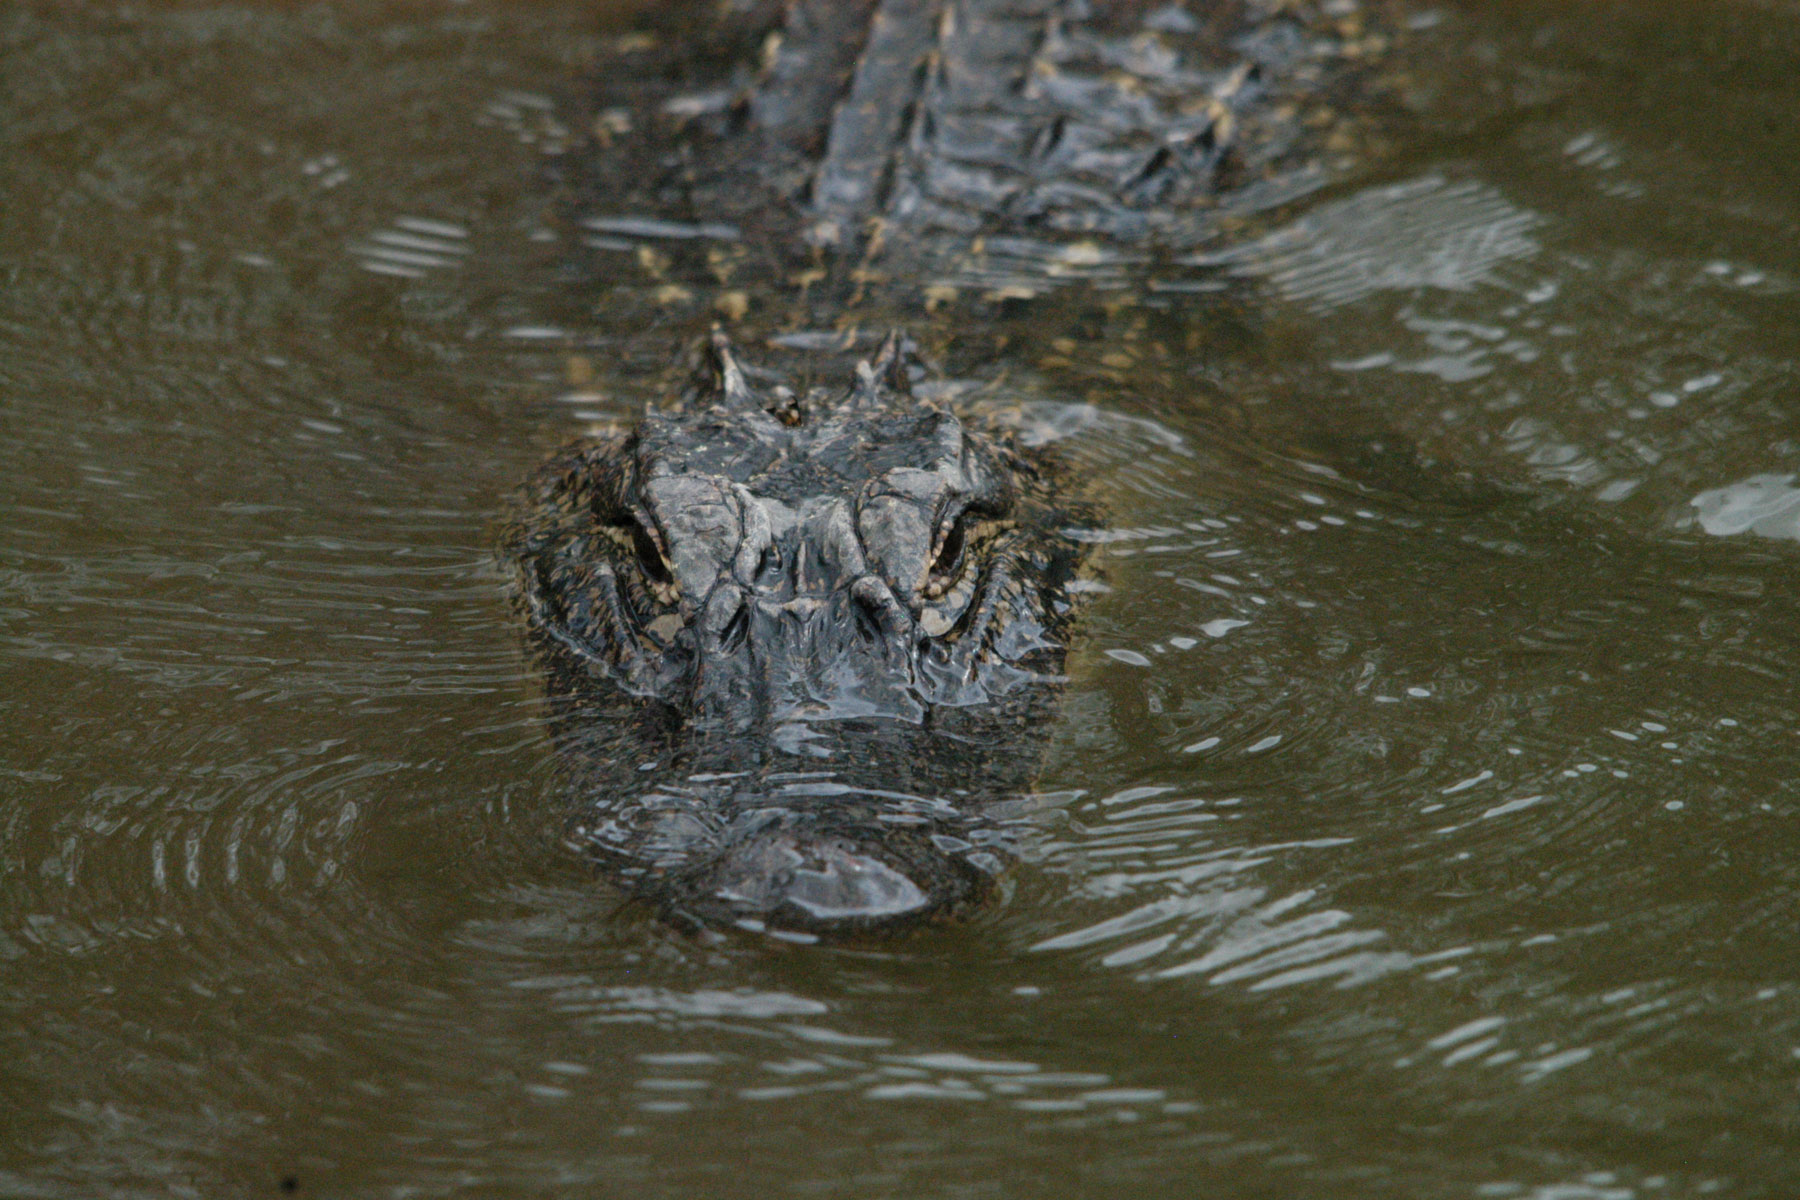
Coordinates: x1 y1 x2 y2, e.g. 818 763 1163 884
505 332 1088 934
512 0 1400 932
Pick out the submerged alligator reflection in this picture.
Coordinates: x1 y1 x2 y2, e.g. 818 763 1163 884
505 332 1088 934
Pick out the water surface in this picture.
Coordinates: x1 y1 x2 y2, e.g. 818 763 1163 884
6 2 1800 1196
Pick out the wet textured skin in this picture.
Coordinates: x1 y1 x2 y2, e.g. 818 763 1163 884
506 332 1087 935
573 0 1401 295
515 0 1397 934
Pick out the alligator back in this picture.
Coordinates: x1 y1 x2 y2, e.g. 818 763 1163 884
573 0 1399 298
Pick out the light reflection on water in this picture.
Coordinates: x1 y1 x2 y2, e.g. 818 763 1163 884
7 1 1800 1197
1690 473 1800 540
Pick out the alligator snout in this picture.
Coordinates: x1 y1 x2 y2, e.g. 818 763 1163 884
677 809 997 933
690 574 925 732
702 829 932 926
574 774 1005 936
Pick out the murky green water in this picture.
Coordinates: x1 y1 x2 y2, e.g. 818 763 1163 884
7 2 1800 1196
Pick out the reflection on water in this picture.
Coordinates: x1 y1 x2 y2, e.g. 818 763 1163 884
1215 174 1543 310
8 1 1800 1197
1690 474 1800 540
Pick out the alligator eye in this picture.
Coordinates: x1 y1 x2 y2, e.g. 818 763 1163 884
927 515 967 592
627 518 673 588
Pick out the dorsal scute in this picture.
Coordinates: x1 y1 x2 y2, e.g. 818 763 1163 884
665 327 949 442
679 327 762 414
711 327 759 410
870 328 918 396
846 328 921 411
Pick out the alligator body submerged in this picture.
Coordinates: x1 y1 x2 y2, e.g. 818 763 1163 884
509 0 1394 934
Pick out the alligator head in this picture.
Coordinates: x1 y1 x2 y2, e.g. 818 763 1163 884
506 331 1085 936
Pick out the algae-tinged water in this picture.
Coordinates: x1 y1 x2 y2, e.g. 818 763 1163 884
6 3 1800 1195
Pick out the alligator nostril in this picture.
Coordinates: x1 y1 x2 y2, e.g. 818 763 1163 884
718 601 750 652
850 576 911 645
852 593 884 645
701 585 753 655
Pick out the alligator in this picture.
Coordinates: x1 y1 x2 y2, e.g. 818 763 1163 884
507 0 1401 934
507 330 1087 933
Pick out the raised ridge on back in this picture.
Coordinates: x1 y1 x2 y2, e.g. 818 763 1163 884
575 0 1399 295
